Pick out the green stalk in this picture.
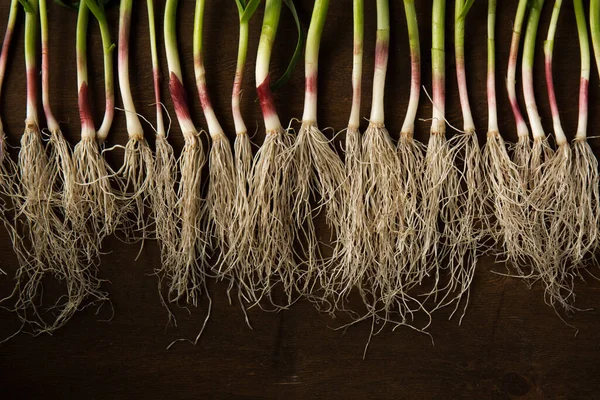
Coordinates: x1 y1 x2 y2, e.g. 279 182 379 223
256 0 282 85
431 0 445 135
348 0 363 129
84 0 115 142
256 0 283 133
507 0 529 139
232 9 249 135
302 0 329 123
164 0 196 137
119 0 143 138
368 0 389 124
591 0 600 81
400 0 420 136
0 0 19 134
487 0 498 133
544 0 566 144
40 0 59 132
455 0 474 132
575 0 590 139
522 0 545 139
76 0 94 138
147 0 166 137
25 0 39 123
194 0 224 138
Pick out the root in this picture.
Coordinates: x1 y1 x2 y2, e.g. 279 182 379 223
292 122 346 296
7 123 107 334
206 135 236 270
570 139 600 265
151 135 179 278
396 132 426 290
246 128 297 306
329 127 368 309
225 132 252 278
529 136 554 188
47 129 78 219
168 134 207 307
439 131 484 320
482 131 529 262
360 123 404 320
72 137 118 247
118 137 154 241
421 132 460 297
529 143 578 311
511 135 531 187
0 131 23 272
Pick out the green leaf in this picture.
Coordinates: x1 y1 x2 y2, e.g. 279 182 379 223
235 0 246 16
241 0 261 23
271 0 304 93
54 0 80 10
17 0 34 13
458 0 475 19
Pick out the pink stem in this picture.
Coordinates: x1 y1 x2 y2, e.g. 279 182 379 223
78 82 94 131
545 52 560 125
256 75 277 121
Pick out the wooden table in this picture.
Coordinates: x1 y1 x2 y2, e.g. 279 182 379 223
1 0 599 398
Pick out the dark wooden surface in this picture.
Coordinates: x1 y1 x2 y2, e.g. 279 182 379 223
1 0 600 398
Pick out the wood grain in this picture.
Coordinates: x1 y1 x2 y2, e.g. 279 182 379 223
1 0 600 398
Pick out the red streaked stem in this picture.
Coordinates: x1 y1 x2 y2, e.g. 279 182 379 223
25 0 40 124
0 0 19 132
455 0 475 133
77 1 94 137
507 0 529 139
348 0 363 130
118 0 143 139
431 0 445 135
193 0 225 139
147 0 165 137
40 0 59 132
401 0 419 136
544 0 566 145
255 0 283 133
164 0 196 138
575 0 590 140
302 0 330 124
369 0 390 126
522 0 545 140
232 20 249 135
487 0 498 133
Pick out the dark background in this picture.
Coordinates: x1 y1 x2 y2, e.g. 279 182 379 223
1 0 600 398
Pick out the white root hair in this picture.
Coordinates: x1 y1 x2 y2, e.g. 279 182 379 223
151 135 179 280
329 126 368 310
570 139 600 266
396 131 426 291
421 132 461 308
72 137 118 254
7 123 107 334
117 137 154 241
246 128 297 306
224 132 253 301
292 122 346 297
361 123 417 325
511 135 531 187
529 143 579 311
438 131 484 321
47 129 78 220
482 131 529 263
168 134 207 307
206 135 236 271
